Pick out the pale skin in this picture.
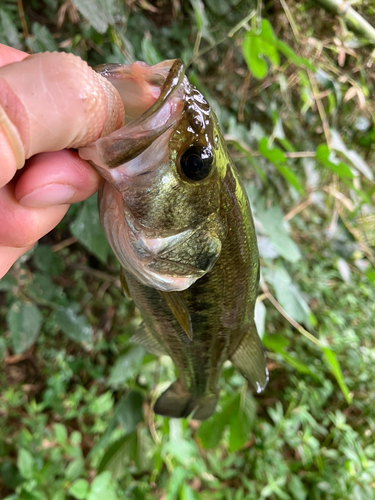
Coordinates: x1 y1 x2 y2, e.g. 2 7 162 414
0 44 126 278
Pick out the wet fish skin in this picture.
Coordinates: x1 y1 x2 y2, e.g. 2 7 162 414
79 60 268 420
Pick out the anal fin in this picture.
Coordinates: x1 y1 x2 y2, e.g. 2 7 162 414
131 322 167 357
231 321 268 393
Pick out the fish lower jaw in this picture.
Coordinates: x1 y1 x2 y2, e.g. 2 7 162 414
135 267 198 292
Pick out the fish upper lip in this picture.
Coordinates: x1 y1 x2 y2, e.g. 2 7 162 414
95 60 186 170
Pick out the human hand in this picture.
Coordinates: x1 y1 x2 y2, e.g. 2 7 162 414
0 44 125 278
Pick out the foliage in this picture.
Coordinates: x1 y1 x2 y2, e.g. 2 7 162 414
1 0 375 499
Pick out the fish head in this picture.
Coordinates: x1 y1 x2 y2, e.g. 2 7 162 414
80 59 228 291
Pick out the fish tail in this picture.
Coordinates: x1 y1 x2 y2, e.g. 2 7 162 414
153 381 218 420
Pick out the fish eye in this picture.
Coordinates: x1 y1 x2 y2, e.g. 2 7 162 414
179 146 213 181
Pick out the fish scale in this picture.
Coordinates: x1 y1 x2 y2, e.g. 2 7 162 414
79 59 268 420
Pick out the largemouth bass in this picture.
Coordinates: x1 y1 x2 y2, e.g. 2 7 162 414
79 59 268 420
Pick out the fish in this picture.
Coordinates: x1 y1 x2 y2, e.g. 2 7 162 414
79 59 268 420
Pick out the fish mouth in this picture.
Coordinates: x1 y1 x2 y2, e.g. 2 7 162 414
79 59 186 177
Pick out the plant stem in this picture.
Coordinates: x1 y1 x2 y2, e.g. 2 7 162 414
313 0 375 43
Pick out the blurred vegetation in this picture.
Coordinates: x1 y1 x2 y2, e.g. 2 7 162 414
1 0 375 499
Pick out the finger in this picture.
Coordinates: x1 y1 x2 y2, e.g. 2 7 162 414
0 44 27 66
0 244 34 279
0 51 125 186
15 150 103 208
0 183 69 248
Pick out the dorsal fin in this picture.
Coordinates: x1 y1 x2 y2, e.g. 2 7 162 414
159 290 193 340
230 321 268 393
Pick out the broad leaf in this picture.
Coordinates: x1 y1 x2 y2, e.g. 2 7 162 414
107 346 146 387
55 306 93 345
7 302 42 354
33 245 63 276
98 432 138 479
70 195 111 264
93 391 143 453
88 471 117 500
197 392 255 450
256 206 301 263
69 479 89 500
264 266 312 324
71 0 116 33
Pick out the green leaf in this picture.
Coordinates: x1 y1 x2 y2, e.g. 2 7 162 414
0 274 17 292
107 346 145 387
256 206 301 262
88 471 117 500
330 129 373 180
259 137 286 164
0 9 22 49
55 306 93 345
228 394 256 452
275 39 315 71
1 462 22 489
69 479 89 500
243 19 312 80
274 164 305 194
322 348 352 404
288 474 307 500
316 145 354 179
141 36 163 65
254 300 267 339
264 335 320 381
190 0 214 43
366 266 375 283
33 245 63 276
259 138 304 194
264 266 311 324
54 423 68 444
17 449 34 480
29 22 58 52
166 467 187 500
197 392 255 450
7 302 42 355
263 333 290 352
180 483 199 500
98 432 137 479
242 20 279 79
71 0 116 33
94 391 143 454
28 273 66 304
70 195 111 264
65 459 85 481
243 34 269 79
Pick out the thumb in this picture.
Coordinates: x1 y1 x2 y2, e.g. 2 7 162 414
0 51 124 187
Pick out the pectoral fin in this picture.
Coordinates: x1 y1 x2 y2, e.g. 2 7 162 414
131 322 167 356
120 267 132 300
231 322 268 393
159 290 193 340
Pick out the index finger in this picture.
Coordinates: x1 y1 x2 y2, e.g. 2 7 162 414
0 49 124 188
0 44 27 66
